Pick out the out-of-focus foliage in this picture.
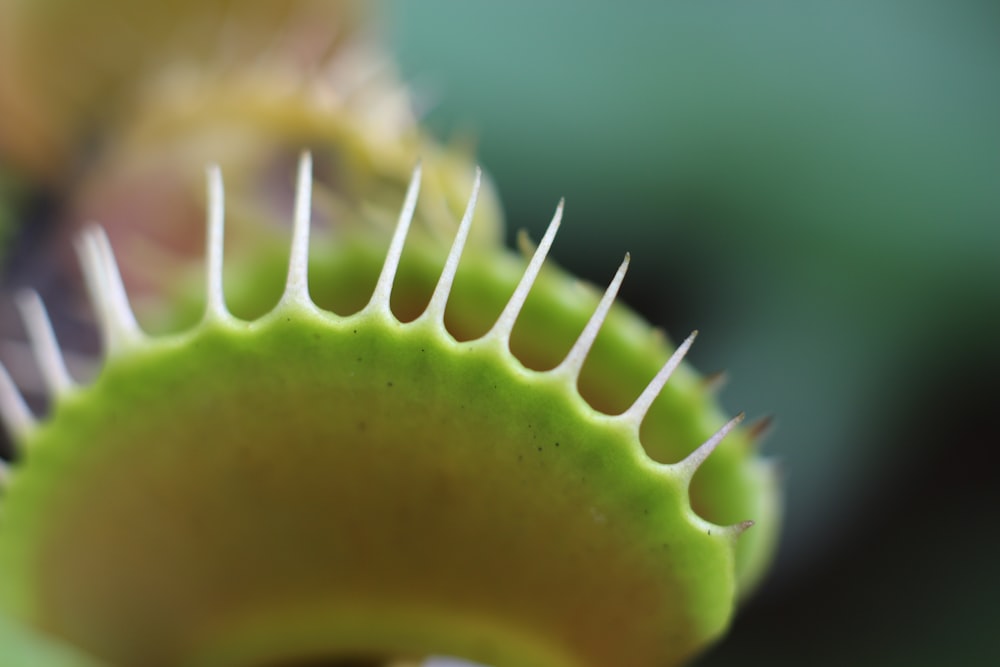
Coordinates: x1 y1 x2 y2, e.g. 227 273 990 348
0 0 363 179
0 0 502 330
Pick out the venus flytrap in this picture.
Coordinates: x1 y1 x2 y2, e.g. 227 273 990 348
0 153 778 667
0 2 779 664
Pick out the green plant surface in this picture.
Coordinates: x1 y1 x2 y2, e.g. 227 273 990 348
0 160 777 666
0 613 102 667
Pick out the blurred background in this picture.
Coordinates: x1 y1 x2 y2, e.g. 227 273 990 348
383 1 999 665
0 0 997 665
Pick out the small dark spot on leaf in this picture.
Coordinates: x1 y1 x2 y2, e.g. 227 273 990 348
387 381 393 387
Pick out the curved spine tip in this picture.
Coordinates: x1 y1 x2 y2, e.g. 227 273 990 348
369 161 423 316
490 199 564 343
622 330 698 428
76 226 144 354
204 164 230 320
702 370 729 394
677 412 745 482
423 167 481 325
705 519 756 543
0 361 34 445
555 253 630 381
15 290 75 396
283 152 315 305
747 414 776 448
516 228 536 259
719 520 756 543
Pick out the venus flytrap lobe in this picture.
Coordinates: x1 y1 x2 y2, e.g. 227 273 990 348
0 154 778 667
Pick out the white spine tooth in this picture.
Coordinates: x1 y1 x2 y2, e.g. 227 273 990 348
15 291 74 396
368 162 422 316
720 519 756 542
676 412 745 482
0 362 34 444
204 164 230 320
77 226 144 354
282 152 314 306
702 370 729 394
489 199 564 344
555 253 629 382
746 414 776 449
621 331 698 428
422 167 481 325
516 229 537 259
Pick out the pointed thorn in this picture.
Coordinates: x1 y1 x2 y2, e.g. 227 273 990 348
0 361 34 445
283 152 314 305
556 253 630 381
516 229 536 259
490 199 564 343
424 167 481 324
76 226 144 354
369 161 422 315
702 370 729 394
15 291 74 396
713 519 755 542
677 412 745 480
204 164 229 319
622 331 698 426
747 414 776 446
